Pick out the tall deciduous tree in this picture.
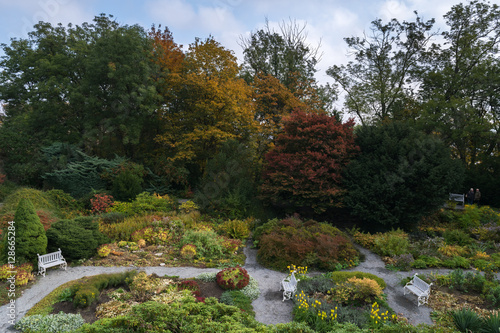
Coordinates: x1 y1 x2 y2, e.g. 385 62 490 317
418 0 500 168
327 15 435 125
240 19 336 116
154 37 257 179
0 15 159 184
343 122 464 230
260 109 358 214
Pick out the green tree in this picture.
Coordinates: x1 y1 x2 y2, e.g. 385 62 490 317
0 15 159 185
418 0 500 168
240 19 336 115
2 198 47 265
327 15 435 125
195 140 257 218
343 122 464 230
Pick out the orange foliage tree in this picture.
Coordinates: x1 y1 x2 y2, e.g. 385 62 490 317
154 37 257 176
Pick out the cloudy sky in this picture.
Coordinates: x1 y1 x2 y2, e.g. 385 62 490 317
0 0 463 85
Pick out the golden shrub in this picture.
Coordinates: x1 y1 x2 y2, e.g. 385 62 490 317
438 244 467 257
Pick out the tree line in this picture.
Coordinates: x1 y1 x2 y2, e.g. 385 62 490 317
0 0 498 229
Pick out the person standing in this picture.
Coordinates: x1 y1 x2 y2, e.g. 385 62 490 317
474 188 481 206
467 188 475 205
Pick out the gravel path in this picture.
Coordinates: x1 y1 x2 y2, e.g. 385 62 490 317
0 243 451 331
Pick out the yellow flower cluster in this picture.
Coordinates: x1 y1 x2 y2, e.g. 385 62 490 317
295 290 337 323
370 301 395 327
287 264 308 276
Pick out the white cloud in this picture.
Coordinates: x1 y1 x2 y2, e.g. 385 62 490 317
3 0 94 40
378 0 413 21
146 0 196 30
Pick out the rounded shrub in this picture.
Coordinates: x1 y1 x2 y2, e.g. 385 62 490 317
46 217 109 261
216 266 250 290
180 244 197 259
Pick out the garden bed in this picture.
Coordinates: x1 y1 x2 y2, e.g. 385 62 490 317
49 279 225 324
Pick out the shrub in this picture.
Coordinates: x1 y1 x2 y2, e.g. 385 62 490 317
177 280 201 297
485 285 500 306
351 229 376 248
97 245 111 258
111 167 145 202
216 266 250 290
98 212 127 225
438 244 468 257
109 192 174 215
450 308 483 333
131 226 171 245
411 258 427 269
90 193 114 215
372 229 409 256
1 198 47 265
419 255 442 268
1 188 55 212
46 217 109 261
45 189 82 218
179 200 198 213
180 244 197 259
218 218 251 240
220 290 255 315
391 253 414 271
73 285 99 308
443 229 471 246
329 277 383 305
241 276 260 301
98 215 155 241
325 271 387 290
180 229 225 260
256 217 359 271
15 312 85 332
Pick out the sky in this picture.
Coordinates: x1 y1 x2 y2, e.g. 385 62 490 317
0 0 470 97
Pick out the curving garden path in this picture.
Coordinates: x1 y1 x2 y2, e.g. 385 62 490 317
1 243 451 331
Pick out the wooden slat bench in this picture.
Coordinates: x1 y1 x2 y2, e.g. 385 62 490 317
404 273 432 306
37 248 67 277
280 271 299 302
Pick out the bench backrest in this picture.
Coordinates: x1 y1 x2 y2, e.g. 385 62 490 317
413 275 430 291
290 272 298 287
38 249 63 263
449 193 464 203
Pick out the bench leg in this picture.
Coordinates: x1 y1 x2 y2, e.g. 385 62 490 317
283 290 291 302
38 267 46 277
61 262 67 271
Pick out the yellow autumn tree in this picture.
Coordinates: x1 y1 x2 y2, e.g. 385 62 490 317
155 37 257 175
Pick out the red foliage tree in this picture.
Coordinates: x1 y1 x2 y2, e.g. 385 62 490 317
260 109 358 213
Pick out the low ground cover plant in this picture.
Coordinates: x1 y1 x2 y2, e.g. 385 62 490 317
254 217 360 271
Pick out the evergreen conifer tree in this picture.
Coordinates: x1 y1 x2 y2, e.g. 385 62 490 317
2 198 47 265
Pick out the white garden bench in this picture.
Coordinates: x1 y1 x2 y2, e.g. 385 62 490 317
449 193 465 206
280 271 299 302
404 273 432 306
37 248 67 277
